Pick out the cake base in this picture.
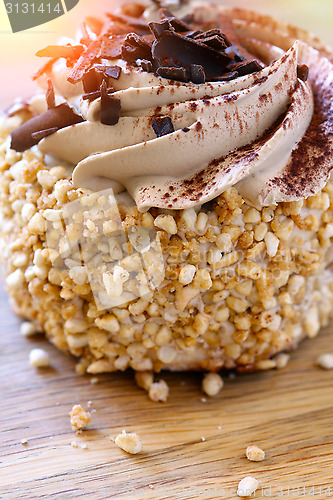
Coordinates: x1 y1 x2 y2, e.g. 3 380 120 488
1 113 333 374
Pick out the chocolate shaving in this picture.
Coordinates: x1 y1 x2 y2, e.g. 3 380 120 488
157 66 190 82
152 31 232 80
297 64 309 82
168 17 192 33
140 59 153 72
82 68 101 93
36 45 84 60
100 80 121 125
82 88 115 101
31 127 58 141
99 34 125 59
95 65 122 80
152 116 175 137
122 33 153 63
228 60 263 76
149 20 170 39
10 103 84 152
211 71 238 82
67 39 102 84
190 64 205 84
46 79 55 109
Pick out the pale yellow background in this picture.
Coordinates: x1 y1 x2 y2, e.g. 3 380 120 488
0 0 332 109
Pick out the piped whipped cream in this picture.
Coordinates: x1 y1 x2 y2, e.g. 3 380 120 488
26 4 333 210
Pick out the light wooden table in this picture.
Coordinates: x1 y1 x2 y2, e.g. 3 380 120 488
1 1 333 498
1 280 333 499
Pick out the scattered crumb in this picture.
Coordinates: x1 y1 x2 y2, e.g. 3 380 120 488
201 436 206 442
114 430 142 454
135 371 154 391
201 397 207 403
90 377 99 384
246 444 265 462
71 440 88 449
87 400 92 408
69 404 91 432
148 484 154 490
20 321 39 337
202 373 224 397
20 438 28 445
275 353 290 369
148 380 169 402
237 476 260 497
29 348 50 368
316 353 333 370
217 425 222 430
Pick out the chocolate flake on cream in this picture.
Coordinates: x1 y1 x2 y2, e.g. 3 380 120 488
10 104 84 152
152 116 175 137
100 80 121 126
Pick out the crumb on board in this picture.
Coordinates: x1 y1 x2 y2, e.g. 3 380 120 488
20 321 40 337
237 476 260 497
114 430 142 454
148 380 169 402
90 377 99 384
316 353 333 370
29 348 50 367
69 404 91 432
246 444 265 462
202 372 224 396
20 438 28 445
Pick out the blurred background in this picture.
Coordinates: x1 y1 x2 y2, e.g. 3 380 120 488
0 0 332 109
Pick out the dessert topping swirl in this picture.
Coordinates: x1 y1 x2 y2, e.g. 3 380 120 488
9 3 333 211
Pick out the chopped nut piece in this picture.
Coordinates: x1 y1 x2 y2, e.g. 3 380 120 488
115 430 142 454
135 371 154 391
69 404 91 432
237 477 260 497
202 373 224 396
29 348 50 367
316 353 333 370
154 214 177 234
246 444 265 462
20 321 39 337
148 380 169 402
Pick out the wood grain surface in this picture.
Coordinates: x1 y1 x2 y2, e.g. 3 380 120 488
0 280 332 500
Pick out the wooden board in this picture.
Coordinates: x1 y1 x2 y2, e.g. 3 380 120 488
1 281 333 500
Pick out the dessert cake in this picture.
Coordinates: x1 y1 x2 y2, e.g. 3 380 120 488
1 1 333 374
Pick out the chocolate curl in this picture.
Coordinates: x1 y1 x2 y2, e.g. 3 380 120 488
10 104 84 152
100 81 121 126
46 79 55 109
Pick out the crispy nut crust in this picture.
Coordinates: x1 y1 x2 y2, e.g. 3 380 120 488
1 110 333 374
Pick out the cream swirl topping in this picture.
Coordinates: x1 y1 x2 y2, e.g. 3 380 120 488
33 4 333 211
